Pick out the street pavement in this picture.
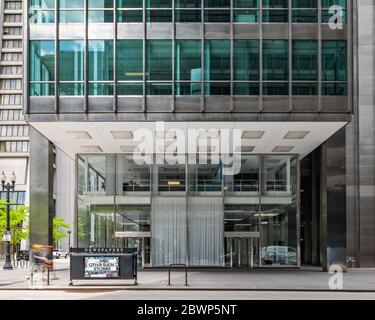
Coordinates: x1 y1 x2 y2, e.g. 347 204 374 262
0 259 375 299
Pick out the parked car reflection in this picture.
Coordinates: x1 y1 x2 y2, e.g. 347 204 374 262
262 246 297 265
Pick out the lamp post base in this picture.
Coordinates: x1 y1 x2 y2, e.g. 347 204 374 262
3 260 13 270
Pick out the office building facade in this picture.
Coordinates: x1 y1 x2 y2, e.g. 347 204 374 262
0 0 28 215
23 0 375 269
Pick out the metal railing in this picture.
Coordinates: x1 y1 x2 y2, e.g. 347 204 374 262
225 180 259 192
168 263 188 286
266 180 288 192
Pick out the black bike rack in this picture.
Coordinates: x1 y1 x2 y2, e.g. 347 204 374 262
168 263 188 286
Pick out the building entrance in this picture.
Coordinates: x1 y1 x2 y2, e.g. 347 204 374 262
224 233 260 268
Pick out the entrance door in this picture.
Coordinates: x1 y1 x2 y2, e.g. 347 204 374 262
224 237 260 268
115 236 151 268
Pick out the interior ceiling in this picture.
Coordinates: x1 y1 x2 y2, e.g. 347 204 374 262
30 121 347 160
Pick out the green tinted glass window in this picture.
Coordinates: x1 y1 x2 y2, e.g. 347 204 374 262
147 40 172 81
175 40 201 81
292 40 317 81
175 10 201 22
117 0 143 7
292 83 318 95
322 40 347 81
59 11 84 23
234 40 259 81
59 0 84 8
117 40 143 81
118 10 143 22
292 10 317 22
88 11 114 22
29 40 55 81
205 0 230 7
263 40 288 81
88 40 114 81
146 0 172 8
322 0 346 8
233 0 258 8
234 10 259 22
88 0 113 8
59 40 84 81
204 40 230 81
292 0 317 7
322 83 347 95
175 0 201 8
30 0 55 9
263 0 288 8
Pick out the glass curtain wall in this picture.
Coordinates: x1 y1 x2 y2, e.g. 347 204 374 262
29 0 348 96
77 154 298 267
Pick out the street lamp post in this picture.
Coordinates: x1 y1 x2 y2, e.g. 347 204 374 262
67 229 71 253
1 171 16 270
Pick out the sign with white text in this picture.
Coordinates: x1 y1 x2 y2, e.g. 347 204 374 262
84 256 119 278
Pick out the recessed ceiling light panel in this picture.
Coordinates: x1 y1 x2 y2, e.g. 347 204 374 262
283 131 310 139
272 146 294 153
111 131 133 139
66 131 92 140
242 131 265 139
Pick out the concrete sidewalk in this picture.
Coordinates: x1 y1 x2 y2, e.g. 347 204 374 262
1 259 375 291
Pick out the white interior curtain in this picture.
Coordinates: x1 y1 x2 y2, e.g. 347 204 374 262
188 197 224 266
151 197 187 266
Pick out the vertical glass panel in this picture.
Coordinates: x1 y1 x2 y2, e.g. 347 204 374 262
59 83 84 95
224 204 259 231
204 10 230 22
115 205 151 232
188 159 221 193
263 40 288 81
29 40 55 82
322 40 347 81
321 0 346 8
30 0 55 9
59 11 84 23
154 161 186 193
88 83 114 95
262 10 288 22
205 0 230 7
117 10 143 22
116 154 151 194
117 0 143 8
233 0 259 8
90 203 115 247
29 11 55 23
77 155 115 196
175 82 201 95
146 0 172 8
59 0 84 8
147 83 172 95
233 82 259 95
88 11 114 22
292 82 318 95
88 0 114 8
204 40 230 81
263 82 288 95
262 0 288 8
146 10 172 22
175 40 201 81
29 83 55 96
117 40 143 81
59 40 84 81
292 40 317 81
204 82 230 95
117 83 143 95
233 10 259 22
261 155 292 194
234 40 259 81
322 83 347 95
77 197 90 248
292 0 317 7
88 40 114 81
260 156 297 266
224 155 259 193
175 0 201 8
292 10 317 23
175 10 201 22
146 40 172 81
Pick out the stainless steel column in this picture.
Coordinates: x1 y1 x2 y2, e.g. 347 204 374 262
29 127 54 246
